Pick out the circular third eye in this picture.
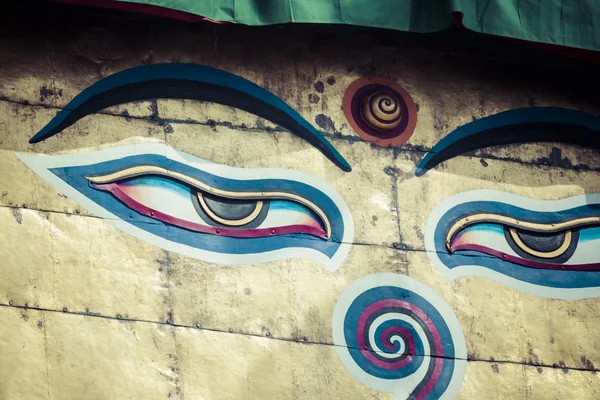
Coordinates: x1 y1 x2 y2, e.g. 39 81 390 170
343 76 417 146
361 92 402 131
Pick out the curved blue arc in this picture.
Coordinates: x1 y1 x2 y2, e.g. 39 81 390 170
416 107 600 176
434 200 600 289
49 153 346 257
29 63 351 172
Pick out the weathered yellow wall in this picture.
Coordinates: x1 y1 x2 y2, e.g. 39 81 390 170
1 3 600 400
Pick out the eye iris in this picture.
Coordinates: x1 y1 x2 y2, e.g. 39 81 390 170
196 192 266 227
514 229 568 254
203 193 260 221
506 227 578 262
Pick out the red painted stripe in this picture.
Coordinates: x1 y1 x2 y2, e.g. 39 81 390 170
451 243 600 271
415 356 445 400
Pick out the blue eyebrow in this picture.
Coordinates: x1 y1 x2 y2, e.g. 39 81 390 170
29 63 351 172
415 107 600 176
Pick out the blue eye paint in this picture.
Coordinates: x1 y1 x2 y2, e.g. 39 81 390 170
425 189 600 299
416 107 600 176
28 63 351 172
16 143 354 271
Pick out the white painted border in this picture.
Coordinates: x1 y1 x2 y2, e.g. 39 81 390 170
424 189 600 300
16 143 354 271
332 273 467 400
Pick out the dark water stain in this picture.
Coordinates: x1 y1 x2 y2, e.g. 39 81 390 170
383 166 400 177
357 59 377 76
39 86 63 102
315 114 335 132
148 100 159 120
536 147 574 169
371 215 378 227
581 355 597 374
526 343 540 365
326 76 336 85
491 364 499 373
552 360 569 374
314 81 325 93
10 208 22 224
480 158 489 167
414 225 424 241
308 93 320 104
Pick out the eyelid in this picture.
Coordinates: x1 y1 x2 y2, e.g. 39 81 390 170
445 213 600 250
85 165 332 239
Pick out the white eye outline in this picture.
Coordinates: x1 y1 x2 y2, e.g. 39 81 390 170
17 143 354 271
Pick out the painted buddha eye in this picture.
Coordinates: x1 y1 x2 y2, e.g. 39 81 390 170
17 143 353 270
425 190 600 299
86 165 330 240
446 215 599 271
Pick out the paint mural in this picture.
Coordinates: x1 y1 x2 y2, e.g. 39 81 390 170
415 107 600 176
425 190 600 300
22 64 354 270
343 76 417 146
332 273 467 400
18 143 354 270
5 49 600 398
29 63 351 172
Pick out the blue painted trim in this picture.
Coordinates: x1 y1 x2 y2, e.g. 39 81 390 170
416 107 600 176
29 63 351 172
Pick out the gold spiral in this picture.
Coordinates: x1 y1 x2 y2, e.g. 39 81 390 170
361 91 402 131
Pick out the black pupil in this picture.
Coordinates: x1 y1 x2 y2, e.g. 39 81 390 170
515 229 566 253
202 192 258 221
